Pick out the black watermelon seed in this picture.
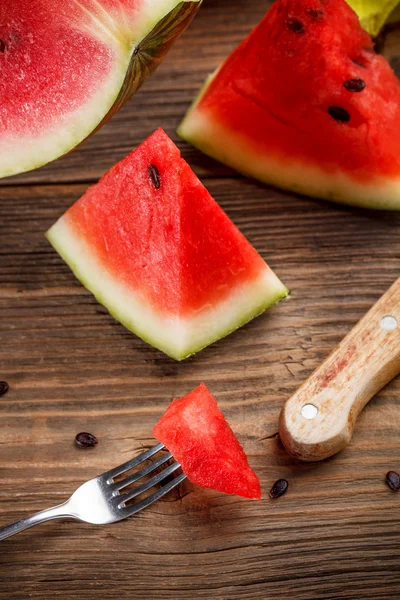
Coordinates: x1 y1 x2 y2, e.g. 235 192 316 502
269 479 289 499
308 8 324 19
344 78 366 92
352 58 366 68
328 106 351 123
148 164 161 189
386 471 400 491
0 381 9 396
286 19 304 34
75 432 98 448
0 40 5 53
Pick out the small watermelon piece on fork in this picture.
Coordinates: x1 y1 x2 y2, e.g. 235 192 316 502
153 383 262 499
0 384 260 541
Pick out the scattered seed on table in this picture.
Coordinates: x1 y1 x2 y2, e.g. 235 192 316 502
75 432 98 448
269 479 289 499
386 471 400 492
0 381 9 396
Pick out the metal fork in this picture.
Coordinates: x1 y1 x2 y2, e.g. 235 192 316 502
0 443 186 541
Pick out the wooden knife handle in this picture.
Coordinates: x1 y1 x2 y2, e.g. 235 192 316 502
279 278 400 462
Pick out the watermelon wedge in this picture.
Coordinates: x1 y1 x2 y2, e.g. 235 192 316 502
178 0 400 210
0 0 201 179
153 384 262 499
46 129 288 360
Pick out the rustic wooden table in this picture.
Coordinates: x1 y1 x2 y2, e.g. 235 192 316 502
1 1 400 598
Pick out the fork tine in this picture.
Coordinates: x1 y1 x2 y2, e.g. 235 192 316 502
122 472 187 517
118 462 182 507
105 442 165 483
113 451 173 491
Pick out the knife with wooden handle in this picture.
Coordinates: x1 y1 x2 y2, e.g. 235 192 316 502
279 277 400 462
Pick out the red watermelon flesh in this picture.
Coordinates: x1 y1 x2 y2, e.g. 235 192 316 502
178 0 400 210
46 129 288 360
0 0 201 178
2 0 114 136
153 384 262 499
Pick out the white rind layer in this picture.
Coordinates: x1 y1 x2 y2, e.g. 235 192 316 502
46 216 289 361
178 77 400 211
0 54 129 178
1 0 198 178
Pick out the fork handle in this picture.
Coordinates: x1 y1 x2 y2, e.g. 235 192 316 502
0 502 72 541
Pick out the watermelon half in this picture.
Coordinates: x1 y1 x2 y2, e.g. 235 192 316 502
178 0 400 210
46 129 288 360
0 0 201 179
153 383 262 499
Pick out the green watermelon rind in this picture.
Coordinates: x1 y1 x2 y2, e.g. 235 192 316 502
347 0 400 37
99 1 203 123
178 72 400 211
1 0 201 179
46 217 289 361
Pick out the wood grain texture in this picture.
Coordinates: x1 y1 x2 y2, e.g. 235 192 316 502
1 1 400 598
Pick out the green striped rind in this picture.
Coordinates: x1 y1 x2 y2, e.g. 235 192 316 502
347 0 400 36
46 217 288 361
101 1 202 121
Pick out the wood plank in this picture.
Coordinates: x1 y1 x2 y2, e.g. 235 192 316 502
1 0 400 597
0 182 399 599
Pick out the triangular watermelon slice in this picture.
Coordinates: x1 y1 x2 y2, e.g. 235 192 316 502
153 383 262 499
46 129 288 360
178 0 400 210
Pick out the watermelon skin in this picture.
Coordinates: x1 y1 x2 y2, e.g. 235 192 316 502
153 384 262 499
46 129 288 361
347 0 400 36
0 0 201 179
178 0 400 210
